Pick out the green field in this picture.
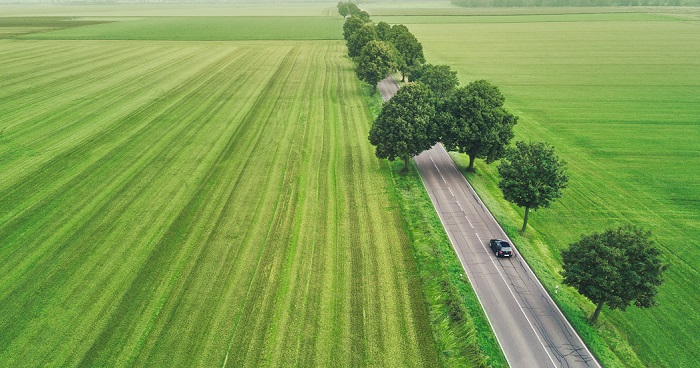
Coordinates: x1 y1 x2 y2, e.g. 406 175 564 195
391 11 700 367
0 3 338 17
0 38 443 366
15 16 343 41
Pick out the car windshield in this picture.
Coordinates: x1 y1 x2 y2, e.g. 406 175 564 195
501 247 512 252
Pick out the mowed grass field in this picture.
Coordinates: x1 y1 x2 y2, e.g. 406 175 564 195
0 37 440 366
384 11 700 367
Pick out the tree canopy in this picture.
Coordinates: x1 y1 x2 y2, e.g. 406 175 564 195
388 27 424 82
368 82 436 171
375 21 391 42
497 141 568 232
342 16 364 41
387 24 411 43
337 1 360 17
561 225 668 323
411 64 459 100
337 2 369 20
440 80 518 171
355 10 372 22
355 40 398 94
347 22 377 58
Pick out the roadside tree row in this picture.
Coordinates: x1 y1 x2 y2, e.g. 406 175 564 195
337 1 667 325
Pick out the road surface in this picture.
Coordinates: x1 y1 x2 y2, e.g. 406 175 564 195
377 76 599 368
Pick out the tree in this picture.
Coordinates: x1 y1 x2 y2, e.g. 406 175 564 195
390 28 425 82
561 225 668 323
411 64 459 99
441 80 518 172
337 2 365 19
355 10 371 22
497 141 568 232
387 24 411 44
368 82 436 172
355 40 398 94
343 16 364 41
394 32 425 82
337 2 357 17
376 21 391 41
347 22 377 58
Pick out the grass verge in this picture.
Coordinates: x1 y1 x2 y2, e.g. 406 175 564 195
361 85 507 367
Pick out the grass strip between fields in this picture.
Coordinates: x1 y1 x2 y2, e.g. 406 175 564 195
361 86 507 368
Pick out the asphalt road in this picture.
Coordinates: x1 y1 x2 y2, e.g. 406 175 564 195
377 77 600 368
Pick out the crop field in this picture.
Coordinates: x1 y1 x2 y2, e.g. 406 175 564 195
0 3 338 17
390 11 700 367
15 16 343 41
0 37 441 366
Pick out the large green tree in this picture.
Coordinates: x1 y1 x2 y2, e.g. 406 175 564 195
375 21 391 41
497 141 568 232
387 24 411 43
561 225 668 323
355 10 371 22
411 64 459 99
342 16 364 41
387 25 425 82
347 22 377 58
337 2 359 17
441 80 518 171
368 82 436 171
355 40 397 94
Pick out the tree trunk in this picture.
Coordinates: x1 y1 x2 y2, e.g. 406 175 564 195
467 154 476 172
591 301 605 323
521 206 530 233
401 71 406 82
402 154 410 172
373 83 378 95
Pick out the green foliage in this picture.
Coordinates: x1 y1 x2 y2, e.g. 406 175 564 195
336 1 369 20
440 80 518 171
368 83 436 171
561 226 668 323
355 10 372 22
355 40 398 93
347 22 376 58
376 21 392 41
411 63 459 99
337 1 360 17
390 27 425 81
497 141 568 231
387 24 412 43
342 15 364 41
363 90 499 368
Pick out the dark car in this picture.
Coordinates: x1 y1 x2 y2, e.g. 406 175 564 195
490 239 513 258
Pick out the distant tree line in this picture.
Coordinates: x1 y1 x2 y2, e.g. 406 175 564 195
451 0 700 7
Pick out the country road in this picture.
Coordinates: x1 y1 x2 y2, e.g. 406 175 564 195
377 76 600 368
